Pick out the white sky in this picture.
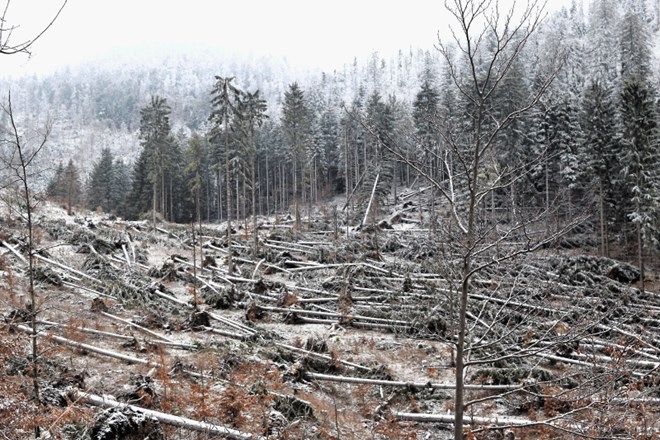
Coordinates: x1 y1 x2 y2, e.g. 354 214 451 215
3 0 575 76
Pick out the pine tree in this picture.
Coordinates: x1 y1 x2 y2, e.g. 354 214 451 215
139 96 175 225
62 159 81 215
87 148 115 213
580 81 619 255
235 90 268 253
413 80 441 182
281 82 313 229
209 76 243 246
619 76 659 290
46 162 65 203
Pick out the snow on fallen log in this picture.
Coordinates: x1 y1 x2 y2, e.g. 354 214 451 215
275 342 372 372
16 324 207 378
1 240 28 264
100 311 175 343
304 372 523 391
15 324 160 368
75 391 262 439
393 411 532 426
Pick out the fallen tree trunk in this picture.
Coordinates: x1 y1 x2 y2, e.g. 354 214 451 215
100 311 175 343
393 410 536 427
304 372 522 391
16 324 160 368
38 319 197 350
275 342 371 372
16 324 206 378
34 254 103 285
2 240 28 264
74 391 262 439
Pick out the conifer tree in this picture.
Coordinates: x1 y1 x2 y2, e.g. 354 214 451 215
281 82 313 229
209 76 243 272
109 159 130 217
62 159 81 215
46 162 65 203
620 7 652 81
361 91 395 223
413 80 441 178
139 96 175 226
87 148 115 212
186 134 207 229
125 150 152 220
619 76 659 291
236 90 268 253
580 81 619 255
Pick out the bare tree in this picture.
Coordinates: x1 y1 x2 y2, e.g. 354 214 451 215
0 92 51 404
376 1 586 438
0 0 67 56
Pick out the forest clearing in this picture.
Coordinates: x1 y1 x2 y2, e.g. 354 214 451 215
1 193 659 439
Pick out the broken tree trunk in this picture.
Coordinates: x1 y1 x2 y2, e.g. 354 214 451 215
361 172 380 228
74 391 262 440
2 240 28 264
100 311 175 343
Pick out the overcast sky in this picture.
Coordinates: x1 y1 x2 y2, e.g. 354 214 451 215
4 0 576 76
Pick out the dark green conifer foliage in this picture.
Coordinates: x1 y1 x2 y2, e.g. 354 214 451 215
46 162 65 201
619 76 659 289
47 160 81 214
281 82 313 228
209 76 243 228
236 90 268 253
360 91 395 220
579 81 619 255
125 150 152 220
138 96 177 223
87 148 116 212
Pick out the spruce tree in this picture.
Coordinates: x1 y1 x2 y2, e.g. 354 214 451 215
46 162 65 203
619 76 659 290
125 150 152 220
109 159 131 217
236 90 268 253
281 82 313 229
87 148 115 213
413 80 442 184
62 159 81 215
209 77 242 240
580 81 619 255
139 96 175 225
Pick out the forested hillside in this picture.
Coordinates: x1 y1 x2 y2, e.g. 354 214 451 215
2 2 659 246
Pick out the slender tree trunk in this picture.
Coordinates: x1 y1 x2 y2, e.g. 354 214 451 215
638 222 645 293
252 147 258 256
266 153 270 216
224 116 233 274
152 181 157 233
599 179 608 257
215 167 222 223
6 93 42 403
454 106 484 440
